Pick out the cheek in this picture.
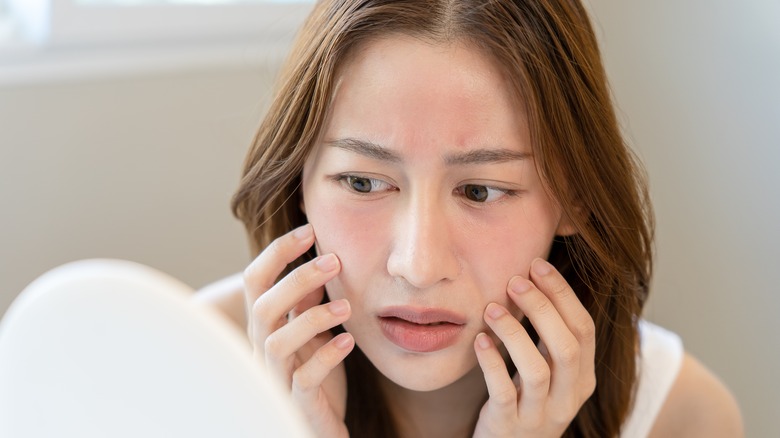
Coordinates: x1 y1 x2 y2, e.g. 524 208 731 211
464 203 559 305
309 202 380 256
305 198 389 299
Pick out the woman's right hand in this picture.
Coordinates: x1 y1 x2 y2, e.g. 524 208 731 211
243 224 353 438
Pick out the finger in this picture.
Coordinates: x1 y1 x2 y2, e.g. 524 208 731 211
529 259 595 359
265 299 351 383
484 303 549 419
507 276 582 419
251 254 341 352
529 259 596 400
474 332 517 423
243 224 315 307
292 333 354 399
290 288 326 319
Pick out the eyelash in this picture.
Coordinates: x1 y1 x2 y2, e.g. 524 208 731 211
333 173 520 204
454 184 518 203
333 174 397 194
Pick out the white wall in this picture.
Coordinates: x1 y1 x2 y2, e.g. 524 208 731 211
588 1 780 436
0 65 274 313
1 1 778 435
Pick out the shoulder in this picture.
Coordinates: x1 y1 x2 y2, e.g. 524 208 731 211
648 352 744 437
192 272 247 332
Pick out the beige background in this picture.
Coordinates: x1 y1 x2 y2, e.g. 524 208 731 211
1 1 777 435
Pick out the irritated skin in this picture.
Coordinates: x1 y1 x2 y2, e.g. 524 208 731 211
205 33 743 438
301 35 573 393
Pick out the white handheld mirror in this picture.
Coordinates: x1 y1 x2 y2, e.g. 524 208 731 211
0 259 313 438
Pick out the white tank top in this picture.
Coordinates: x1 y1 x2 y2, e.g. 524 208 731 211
620 320 684 437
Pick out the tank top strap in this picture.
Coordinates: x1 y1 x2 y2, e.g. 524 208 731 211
620 320 684 437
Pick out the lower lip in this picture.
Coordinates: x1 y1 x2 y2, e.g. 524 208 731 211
379 317 465 353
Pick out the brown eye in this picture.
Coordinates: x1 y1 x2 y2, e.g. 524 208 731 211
463 184 489 202
348 176 373 193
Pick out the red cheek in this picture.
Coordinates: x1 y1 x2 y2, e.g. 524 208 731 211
309 203 384 264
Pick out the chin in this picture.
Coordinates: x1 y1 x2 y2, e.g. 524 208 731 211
384 369 465 392
365 343 479 392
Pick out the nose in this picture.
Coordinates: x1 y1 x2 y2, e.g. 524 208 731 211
386 193 460 289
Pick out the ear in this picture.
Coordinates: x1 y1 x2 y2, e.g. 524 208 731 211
555 205 584 237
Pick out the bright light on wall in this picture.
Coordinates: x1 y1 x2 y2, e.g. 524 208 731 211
73 0 295 4
3 0 312 47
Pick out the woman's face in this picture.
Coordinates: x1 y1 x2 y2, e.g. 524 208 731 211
301 35 572 391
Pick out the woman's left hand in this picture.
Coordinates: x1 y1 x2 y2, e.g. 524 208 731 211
472 258 597 438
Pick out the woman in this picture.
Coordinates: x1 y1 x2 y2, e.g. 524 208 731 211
200 0 743 436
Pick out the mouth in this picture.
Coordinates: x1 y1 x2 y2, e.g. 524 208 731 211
377 307 467 325
377 307 466 353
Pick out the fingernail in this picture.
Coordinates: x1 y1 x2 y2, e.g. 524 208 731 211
328 299 350 315
509 277 531 294
476 333 493 350
334 333 353 349
293 224 313 240
316 254 339 271
486 303 506 320
533 258 552 276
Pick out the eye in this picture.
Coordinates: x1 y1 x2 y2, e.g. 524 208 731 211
348 176 372 193
342 175 393 194
458 184 513 203
463 184 489 202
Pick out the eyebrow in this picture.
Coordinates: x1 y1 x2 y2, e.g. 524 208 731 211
326 137 530 165
325 138 402 163
444 148 530 165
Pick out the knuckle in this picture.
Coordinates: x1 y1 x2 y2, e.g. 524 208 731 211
480 354 508 380
243 259 274 292
313 342 338 367
302 307 324 328
291 346 337 393
576 317 596 342
493 387 518 406
266 236 285 258
287 266 310 289
524 363 551 392
243 264 267 293
484 357 507 375
251 296 272 322
505 325 527 344
263 333 283 357
533 298 553 315
242 264 254 284
291 368 315 393
557 340 580 368
549 280 570 298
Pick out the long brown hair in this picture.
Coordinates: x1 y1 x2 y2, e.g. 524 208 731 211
232 1 653 436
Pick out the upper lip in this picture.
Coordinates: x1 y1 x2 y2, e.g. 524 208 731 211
377 306 467 325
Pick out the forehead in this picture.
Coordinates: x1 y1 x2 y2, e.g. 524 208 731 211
323 34 529 154
337 34 513 95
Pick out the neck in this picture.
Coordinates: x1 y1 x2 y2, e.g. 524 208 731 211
379 365 489 438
